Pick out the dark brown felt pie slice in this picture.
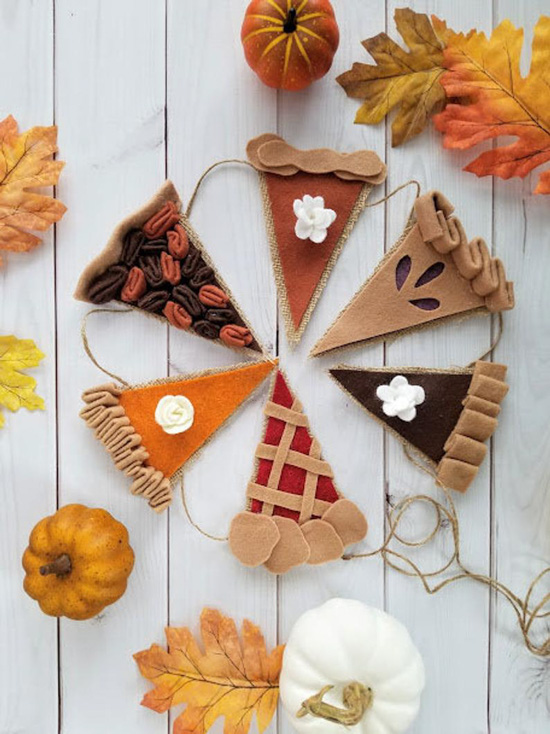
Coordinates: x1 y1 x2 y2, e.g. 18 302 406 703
247 134 387 346
74 181 263 355
311 190 514 357
330 361 509 493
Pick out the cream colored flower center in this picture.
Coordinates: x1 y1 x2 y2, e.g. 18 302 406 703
155 394 195 435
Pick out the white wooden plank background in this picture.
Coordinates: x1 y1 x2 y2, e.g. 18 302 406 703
0 1 548 733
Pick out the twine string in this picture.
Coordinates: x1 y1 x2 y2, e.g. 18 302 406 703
185 159 255 218
81 308 132 387
469 311 504 365
180 476 228 542
363 178 421 211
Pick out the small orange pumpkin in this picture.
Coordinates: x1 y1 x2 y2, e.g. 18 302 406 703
241 0 339 91
22 504 135 621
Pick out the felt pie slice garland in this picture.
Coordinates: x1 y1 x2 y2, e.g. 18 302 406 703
311 190 514 356
247 134 387 346
229 369 367 574
330 361 509 493
80 360 276 512
74 181 262 354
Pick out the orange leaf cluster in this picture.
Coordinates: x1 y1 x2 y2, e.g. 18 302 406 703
0 115 66 265
134 608 284 734
433 16 550 194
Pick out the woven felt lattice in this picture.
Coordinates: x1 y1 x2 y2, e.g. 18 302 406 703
229 370 367 574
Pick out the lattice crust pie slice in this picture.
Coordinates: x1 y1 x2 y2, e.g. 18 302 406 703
74 181 263 354
229 369 368 574
330 361 509 493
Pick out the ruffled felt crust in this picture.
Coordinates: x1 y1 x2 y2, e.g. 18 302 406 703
80 383 172 512
436 361 509 492
228 498 367 574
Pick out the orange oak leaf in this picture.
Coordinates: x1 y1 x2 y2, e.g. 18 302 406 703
433 16 550 194
337 8 452 146
0 115 66 265
134 608 284 734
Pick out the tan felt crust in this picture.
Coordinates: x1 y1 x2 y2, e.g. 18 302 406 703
322 498 368 546
311 190 514 357
301 519 345 564
437 361 508 492
263 516 311 574
228 513 280 567
247 133 387 184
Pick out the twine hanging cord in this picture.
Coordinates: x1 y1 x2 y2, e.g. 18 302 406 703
80 307 132 387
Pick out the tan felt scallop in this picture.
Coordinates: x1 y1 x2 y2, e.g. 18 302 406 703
264 517 311 574
228 513 280 567
323 499 368 546
302 520 345 564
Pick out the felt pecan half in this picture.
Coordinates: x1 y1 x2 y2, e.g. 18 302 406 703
190 265 214 289
167 224 189 259
206 308 234 325
121 266 147 302
172 284 203 317
181 245 203 278
199 284 229 307
143 201 180 238
121 229 145 266
141 237 167 254
163 300 192 330
160 251 181 286
194 319 220 339
88 264 129 304
137 289 170 313
139 255 164 288
220 324 253 348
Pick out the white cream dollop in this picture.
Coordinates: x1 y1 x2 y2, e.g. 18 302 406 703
376 375 425 422
154 394 195 435
293 195 336 243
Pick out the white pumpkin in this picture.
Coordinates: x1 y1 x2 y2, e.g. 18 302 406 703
280 599 425 734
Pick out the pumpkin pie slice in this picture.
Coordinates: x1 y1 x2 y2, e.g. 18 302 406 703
80 359 276 512
74 181 264 354
330 361 509 492
247 134 386 345
228 369 367 574
311 190 514 356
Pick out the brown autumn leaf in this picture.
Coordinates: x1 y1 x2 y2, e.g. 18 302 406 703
134 608 284 734
433 16 550 194
337 8 452 146
0 115 66 265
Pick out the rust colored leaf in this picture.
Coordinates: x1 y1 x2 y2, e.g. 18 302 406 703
433 16 550 194
0 115 66 265
337 8 452 146
134 608 284 734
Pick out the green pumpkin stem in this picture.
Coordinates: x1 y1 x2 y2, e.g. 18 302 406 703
39 553 72 578
296 682 373 726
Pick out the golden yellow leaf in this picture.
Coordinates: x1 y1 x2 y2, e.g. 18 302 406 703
337 9 452 146
134 608 284 734
433 16 550 194
0 336 45 428
0 115 66 265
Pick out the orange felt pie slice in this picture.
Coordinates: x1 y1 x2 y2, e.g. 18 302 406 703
247 134 386 345
311 190 514 356
80 360 276 512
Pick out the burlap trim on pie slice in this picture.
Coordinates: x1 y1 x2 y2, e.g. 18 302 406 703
329 361 508 493
74 180 267 357
80 359 276 513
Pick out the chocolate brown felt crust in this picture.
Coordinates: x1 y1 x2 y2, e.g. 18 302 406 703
329 361 508 493
74 180 267 357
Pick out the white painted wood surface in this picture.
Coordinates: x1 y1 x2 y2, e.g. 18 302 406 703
0 1 548 733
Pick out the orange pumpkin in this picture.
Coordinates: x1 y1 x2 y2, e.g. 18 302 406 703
22 504 135 621
241 0 339 91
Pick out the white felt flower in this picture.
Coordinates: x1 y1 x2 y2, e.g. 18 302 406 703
376 375 425 423
293 195 337 243
155 394 195 435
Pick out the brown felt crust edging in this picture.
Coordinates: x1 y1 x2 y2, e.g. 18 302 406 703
259 173 374 347
328 361 508 493
74 180 268 358
80 359 278 513
310 190 515 358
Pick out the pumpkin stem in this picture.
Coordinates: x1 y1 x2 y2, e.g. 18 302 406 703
296 682 373 726
39 553 72 578
283 7 298 33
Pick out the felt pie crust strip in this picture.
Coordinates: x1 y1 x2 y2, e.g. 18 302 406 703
329 361 508 493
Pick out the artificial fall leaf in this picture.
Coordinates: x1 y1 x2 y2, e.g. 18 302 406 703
134 608 284 734
0 115 66 266
433 16 550 194
0 336 45 428
337 8 452 146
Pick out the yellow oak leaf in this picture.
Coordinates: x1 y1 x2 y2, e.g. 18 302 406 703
337 8 452 146
0 115 66 266
134 608 284 734
0 336 45 428
433 16 550 194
